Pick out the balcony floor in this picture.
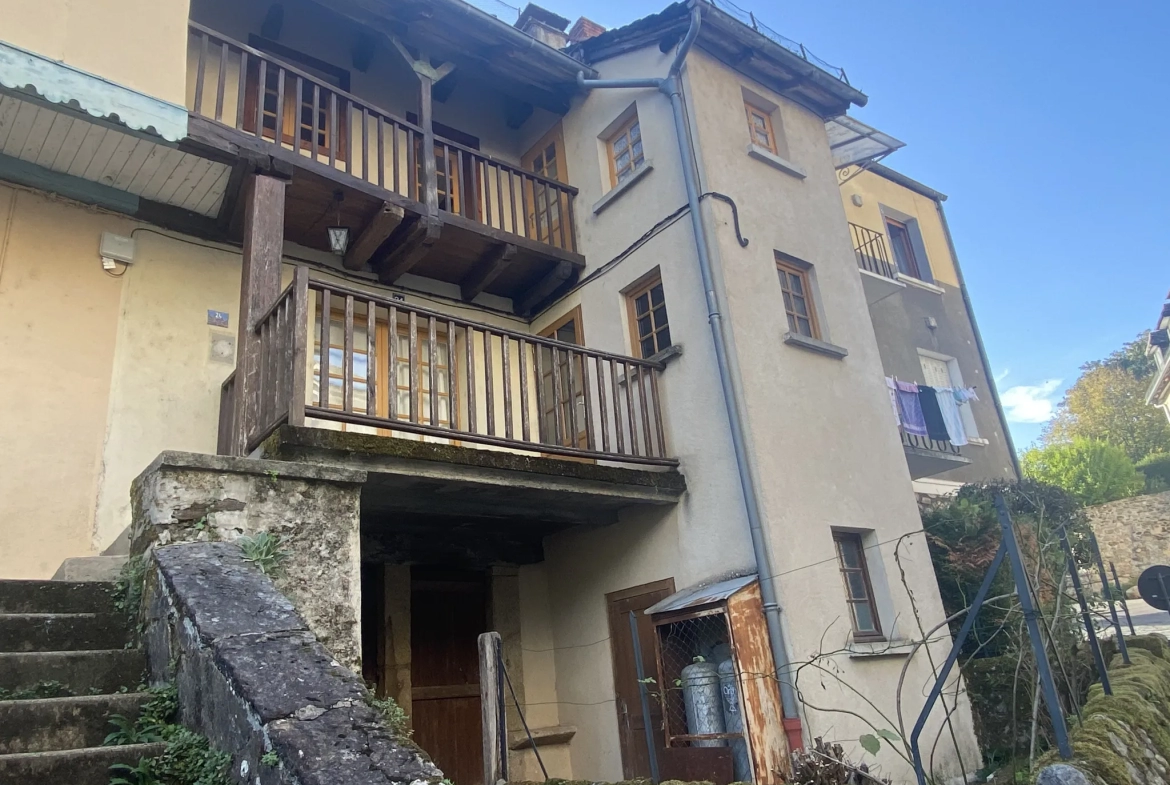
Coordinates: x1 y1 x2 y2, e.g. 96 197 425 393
257 426 686 562
183 116 585 313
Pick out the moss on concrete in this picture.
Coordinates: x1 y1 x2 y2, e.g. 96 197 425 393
1034 635 1170 785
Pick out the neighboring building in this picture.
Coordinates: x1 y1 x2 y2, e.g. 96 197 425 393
0 1 982 783
839 164 1019 496
1145 293 1170 419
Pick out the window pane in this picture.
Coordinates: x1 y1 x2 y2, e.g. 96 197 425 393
786 313 798 333
630 121 640 141
789 274 804 296
615 151 631 171
635 293 650 315
838 538 861 568
782 291 793 313
658 325 671 349
613 134 629 154
641 336 656 358
632 139 643 159
796 317 812 336
638 315 652 337
793 296 808 317
852 601 877 633
846 571 868 600
353 382 368 413
650 284 664 307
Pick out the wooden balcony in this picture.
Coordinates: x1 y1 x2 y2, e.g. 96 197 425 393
185 23 583 314
219 268 676 467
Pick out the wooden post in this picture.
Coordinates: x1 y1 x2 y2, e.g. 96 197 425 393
235 173 287 455
418 73 438 216
479 631 507 785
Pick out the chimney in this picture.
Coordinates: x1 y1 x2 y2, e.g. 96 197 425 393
515 3 572 50
568 17 605 43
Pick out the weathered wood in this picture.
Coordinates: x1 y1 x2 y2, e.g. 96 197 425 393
374 214 441 284
419 73 438 215
518 338 530 442
234 173 287 456
502 336 513 440
515 259 573 316
288 266 309 426
343 295 355 412
478 631 507 785
344 201 406 270
459 242 516 302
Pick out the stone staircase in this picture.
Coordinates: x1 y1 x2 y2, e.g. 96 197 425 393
0 579 162 784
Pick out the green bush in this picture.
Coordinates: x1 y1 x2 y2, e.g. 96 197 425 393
1136 451 1170 492
1021 438 1144 506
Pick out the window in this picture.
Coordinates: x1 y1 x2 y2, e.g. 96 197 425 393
243 36 349 161
607 114 645 186
776 258 819 339
745 101 777 154
538 308 586 448
886 219 921 279
625 273 671 359
833 532 883 640
919 351 980 439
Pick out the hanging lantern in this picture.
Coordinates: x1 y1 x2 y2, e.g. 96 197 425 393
326 191 349 256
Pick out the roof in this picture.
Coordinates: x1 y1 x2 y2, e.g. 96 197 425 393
314 0 596 113
516 4 571 33
644 574 757 615
868 162 949 202
571 2 866 119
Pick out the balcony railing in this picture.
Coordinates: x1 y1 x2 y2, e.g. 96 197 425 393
187 23 578 253
901 431 961 456
219 268 675 466
849 223 896 279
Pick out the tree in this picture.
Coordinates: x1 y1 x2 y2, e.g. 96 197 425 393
1020 438 1144 506
1042 333 1170 462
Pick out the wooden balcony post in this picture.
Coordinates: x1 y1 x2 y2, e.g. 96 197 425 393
418 73 438 216
235 173 288 455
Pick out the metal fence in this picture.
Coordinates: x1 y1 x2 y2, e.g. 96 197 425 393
703 0 851 84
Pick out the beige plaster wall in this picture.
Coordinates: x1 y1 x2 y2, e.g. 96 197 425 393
839 168 959 288
3 0 190 105
0 187 127 578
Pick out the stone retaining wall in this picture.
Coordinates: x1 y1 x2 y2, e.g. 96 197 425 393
1086 491 1170 584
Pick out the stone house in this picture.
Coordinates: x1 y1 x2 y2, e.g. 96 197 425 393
0 0 1012 781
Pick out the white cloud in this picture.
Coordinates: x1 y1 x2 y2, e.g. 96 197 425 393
1000 380 1063 424
995 368 1011 385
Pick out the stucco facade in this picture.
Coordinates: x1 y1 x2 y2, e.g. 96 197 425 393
0 1 984 783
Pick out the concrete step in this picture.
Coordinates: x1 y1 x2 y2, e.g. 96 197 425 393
0 581 119 615
52 556 127 583
0 693 150 754
0 614 132 653
0 742 164 785
0 650 145 695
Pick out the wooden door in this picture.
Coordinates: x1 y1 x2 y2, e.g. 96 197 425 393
538 307 587 450
522 123 568 247
411 568 488 785
606 579 676 780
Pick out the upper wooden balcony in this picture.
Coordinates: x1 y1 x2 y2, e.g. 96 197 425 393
185 23 583 314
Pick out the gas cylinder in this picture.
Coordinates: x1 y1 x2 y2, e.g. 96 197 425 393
681 660 726 747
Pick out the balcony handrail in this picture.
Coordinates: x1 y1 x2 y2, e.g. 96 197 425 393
221 270 674 465
314 278 665 371
188 21 424 135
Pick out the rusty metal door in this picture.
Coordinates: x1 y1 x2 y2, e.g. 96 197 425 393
411 568 488 785
606 579 676 780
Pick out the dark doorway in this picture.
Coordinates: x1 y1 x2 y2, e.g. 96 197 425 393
411 567 488 785
606 578 676 779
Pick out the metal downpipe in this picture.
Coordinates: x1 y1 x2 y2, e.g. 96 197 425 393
578 1 802 739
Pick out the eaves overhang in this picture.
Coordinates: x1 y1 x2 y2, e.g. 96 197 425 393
0 39 187 142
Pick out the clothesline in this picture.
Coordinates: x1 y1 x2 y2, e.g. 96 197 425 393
884 376 978 447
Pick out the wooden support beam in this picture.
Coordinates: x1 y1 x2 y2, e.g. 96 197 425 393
515 260 574 316
503 97 533 130
432 73 459 104
460 243 516 302
418 72 438 215
343 201 405 270
374 214 441 284
216 159 252 235
479 632 507 785
235 173 287 456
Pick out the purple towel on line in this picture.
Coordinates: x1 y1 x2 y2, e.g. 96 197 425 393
895 380 928 437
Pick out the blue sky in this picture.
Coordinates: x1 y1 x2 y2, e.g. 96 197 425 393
476 0 1170 449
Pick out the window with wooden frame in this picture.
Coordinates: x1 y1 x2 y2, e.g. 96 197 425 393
833 531 883 640
538 307 586 449
625 272 671 359
523 123 569 247
607 113 645 187
745 101 777 154
407 115 481 218
312 308 372 434
775 256 819 339
243 36 349 162
885 218 922 279
391 323 453 431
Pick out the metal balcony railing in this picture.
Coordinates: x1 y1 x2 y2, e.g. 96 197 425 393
849 223 896 280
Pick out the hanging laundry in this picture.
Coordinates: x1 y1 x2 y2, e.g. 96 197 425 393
917 385 951 442
884 377 902 427
894 379 927 437
935 387 968 447
953 387 979 404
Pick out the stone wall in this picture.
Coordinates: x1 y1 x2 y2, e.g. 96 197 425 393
145 542 440 785
1086 491 1170 584
131 451 366 669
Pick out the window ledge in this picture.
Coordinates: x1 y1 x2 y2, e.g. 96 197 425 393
746 144 806 180
847 638 917 658
896 273 945 295
966 437 989 447
593 161 654 215
783 332 848 359
647 343 682 368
